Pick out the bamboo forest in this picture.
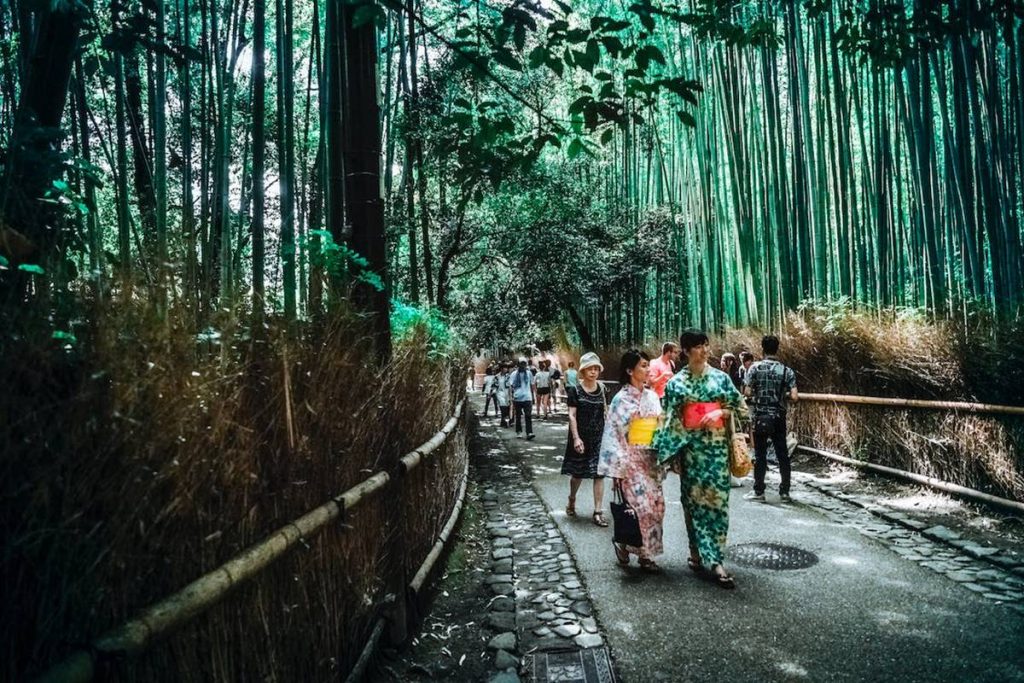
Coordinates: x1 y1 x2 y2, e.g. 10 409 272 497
2 1 1024 681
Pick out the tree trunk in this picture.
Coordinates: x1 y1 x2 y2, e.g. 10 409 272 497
251 0 266 317
1 2 82 279
337 0 391 360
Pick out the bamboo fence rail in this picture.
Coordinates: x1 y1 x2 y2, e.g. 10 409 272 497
796 445 1024 514
798 393 1024 416
37 398 468 683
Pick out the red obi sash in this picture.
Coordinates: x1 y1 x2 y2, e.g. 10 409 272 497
681 401 723 430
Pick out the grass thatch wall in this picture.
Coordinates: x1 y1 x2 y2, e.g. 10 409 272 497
1 306 467 681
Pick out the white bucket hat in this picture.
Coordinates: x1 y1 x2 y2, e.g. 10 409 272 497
578 352 603 373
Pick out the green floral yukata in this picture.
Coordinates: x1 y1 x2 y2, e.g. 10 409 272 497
652 366 746 567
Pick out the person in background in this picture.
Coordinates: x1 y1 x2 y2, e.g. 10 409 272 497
496 363 513 427
738 351 755 383
720 352 742 390
653 329 746 589
481 367 499 417
562 352 608 526
511 359 536 440
599 349 665 572
565 361 578 388
534 360 553 418
743 335 798 503
549 363 563 413
648 342 680 398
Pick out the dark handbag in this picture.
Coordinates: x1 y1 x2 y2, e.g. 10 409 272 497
753 414 778 437
610 480 643 547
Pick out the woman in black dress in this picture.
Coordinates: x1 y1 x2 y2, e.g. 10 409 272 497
562 352 609 526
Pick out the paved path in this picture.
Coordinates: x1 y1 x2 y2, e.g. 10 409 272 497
480 398 1024 682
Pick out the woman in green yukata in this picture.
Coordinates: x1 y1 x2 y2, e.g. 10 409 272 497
652 328 747 589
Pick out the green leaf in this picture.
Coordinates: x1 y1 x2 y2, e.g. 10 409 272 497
600 35 624 56
636 44 665 70
567 138 584 159
52 330 78 344
528 45 548 69
492 48 522 71
0 254 8 269
513 23 527 51
677 110 697 128
18 264 45 275
568 95 593 114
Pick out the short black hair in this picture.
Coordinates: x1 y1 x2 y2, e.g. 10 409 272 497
679 328 709 352
662 341 679 355
740 351 754 363
619 348 650 384
762 335 780 355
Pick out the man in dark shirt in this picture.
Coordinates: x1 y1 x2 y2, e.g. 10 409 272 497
743 335 798 502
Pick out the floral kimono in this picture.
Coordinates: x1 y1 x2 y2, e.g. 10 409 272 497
599 385 665 559
652 366 746 568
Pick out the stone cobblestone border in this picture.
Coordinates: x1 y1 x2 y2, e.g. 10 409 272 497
476 430 611 683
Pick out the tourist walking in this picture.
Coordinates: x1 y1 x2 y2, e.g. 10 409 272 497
562 352 608 527
720 352 742 390
599 349 665 571
653 329 746 589
496 363 513 427
743 335 798 502
565 361 578 389
481 367 499 417
738 351 754 383
511 359 536 440
535 360 553 418
648 342 680 399
549 363 563 413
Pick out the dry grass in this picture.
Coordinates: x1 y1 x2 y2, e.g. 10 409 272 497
720 309 1024 502
556 308 1023 501
1 302 467 680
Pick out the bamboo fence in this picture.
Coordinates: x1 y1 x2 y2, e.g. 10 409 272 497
37 398 468 683
798 393 1024 416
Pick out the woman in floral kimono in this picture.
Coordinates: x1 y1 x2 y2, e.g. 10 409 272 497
599 349 665 572
653 328 747 589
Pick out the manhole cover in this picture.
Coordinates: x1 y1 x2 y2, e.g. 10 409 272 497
730 542 818 570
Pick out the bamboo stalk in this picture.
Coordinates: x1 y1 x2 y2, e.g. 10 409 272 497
798 393 1024 416
343 617 386 683
35 398 467 683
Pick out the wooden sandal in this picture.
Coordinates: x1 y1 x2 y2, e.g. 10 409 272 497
713 569 736 589
592 511 609 527
639 559 663 574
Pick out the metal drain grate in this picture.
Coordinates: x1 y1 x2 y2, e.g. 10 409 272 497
730 542 819 570
526 646 617 683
